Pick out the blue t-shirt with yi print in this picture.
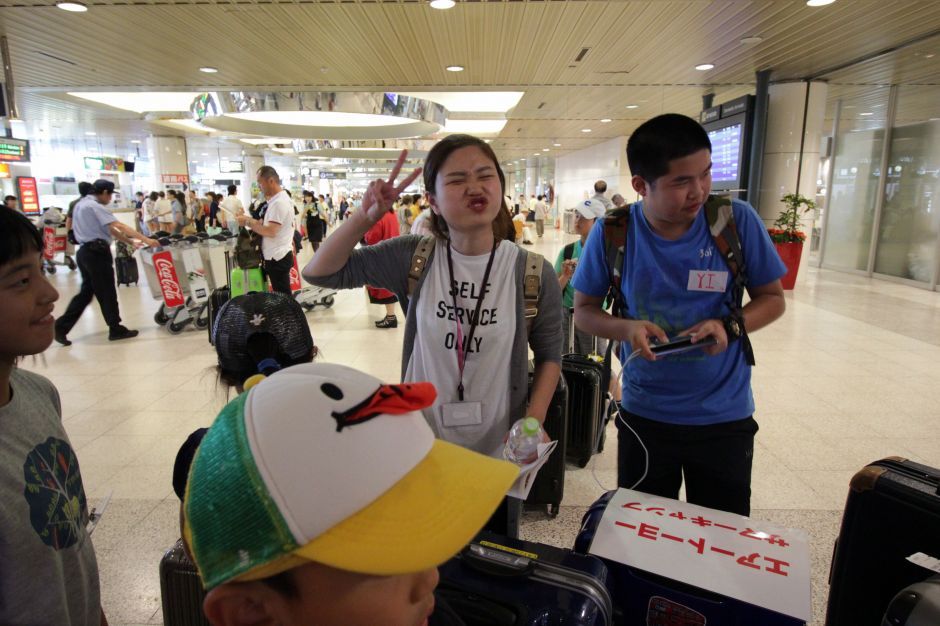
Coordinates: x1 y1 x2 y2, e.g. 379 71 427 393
571 198 786 425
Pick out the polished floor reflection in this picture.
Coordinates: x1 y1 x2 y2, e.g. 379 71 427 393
23 226 940 626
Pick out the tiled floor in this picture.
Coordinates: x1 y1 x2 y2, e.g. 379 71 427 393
24 227 940 625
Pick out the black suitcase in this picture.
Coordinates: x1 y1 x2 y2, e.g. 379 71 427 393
159 539 210 626
115 255 139 286
826 457 940 626
562 353 606 467
437 531 613 626
525 371 567 517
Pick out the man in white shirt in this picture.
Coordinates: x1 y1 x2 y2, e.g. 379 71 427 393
236 166 295 294
534 194 550 238
220 184 244 231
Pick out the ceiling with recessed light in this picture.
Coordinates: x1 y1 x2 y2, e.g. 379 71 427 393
1 0 937 162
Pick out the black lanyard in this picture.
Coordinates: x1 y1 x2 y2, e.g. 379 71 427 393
445 239 498 401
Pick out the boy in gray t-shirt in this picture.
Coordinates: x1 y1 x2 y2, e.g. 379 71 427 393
0 206 104 626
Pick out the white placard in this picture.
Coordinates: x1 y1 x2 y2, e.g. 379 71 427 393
588 489 811 621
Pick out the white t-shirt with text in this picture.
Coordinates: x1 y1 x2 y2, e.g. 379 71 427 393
405 240 518 457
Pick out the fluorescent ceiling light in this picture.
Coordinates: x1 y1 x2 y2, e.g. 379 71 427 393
581 128 592 133
859 112 873 116
272 148 295 154
429 0 455 8
68 91 201 113
130 140 141 144
239 137 295 145
553 142 562 147
441 119 507 135
542 148 550 152
445 65 465 72
229 111 414 128
625 104 639 109
157 119 213 133
600 118 612 123
199 67 219 74
695 63 715 71
399 91 523 113
806 0 835 6
56 2 87 11
85 131 96 136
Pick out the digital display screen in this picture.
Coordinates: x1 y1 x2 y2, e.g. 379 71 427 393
708 122 743 184
0 138 30 163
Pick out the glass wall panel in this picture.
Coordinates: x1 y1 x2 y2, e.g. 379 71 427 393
823 87 890 271
873 85 940 283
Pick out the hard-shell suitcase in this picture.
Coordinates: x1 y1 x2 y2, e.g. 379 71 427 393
574 491 805 626
826 457 940 626
525 371 567 517
882 575 940 626
159 539 209 626
562 353 606 467
437 531 613 626
115 255 139 286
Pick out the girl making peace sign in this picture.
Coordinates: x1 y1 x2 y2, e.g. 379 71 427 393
304 135 562 535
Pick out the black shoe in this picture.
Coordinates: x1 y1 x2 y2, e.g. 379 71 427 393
54 329 72 346
108 325 139 341
375 316 398 329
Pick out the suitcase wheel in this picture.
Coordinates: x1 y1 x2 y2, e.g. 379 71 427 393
547 504 559 518
576 454 591 469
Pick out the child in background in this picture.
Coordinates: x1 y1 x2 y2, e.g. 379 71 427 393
0 206 107 625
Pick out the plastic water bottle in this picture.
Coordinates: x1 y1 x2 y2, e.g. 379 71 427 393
503 417 544 465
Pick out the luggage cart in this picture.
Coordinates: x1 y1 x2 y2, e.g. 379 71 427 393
142 236 210 334
287 251 337 310
41 218 77 274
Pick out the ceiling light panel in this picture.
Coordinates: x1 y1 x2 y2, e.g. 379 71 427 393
441 119 507 135
68 91 202 113
398 92 524 114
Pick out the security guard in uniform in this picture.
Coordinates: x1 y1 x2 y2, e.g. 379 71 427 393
54 179 159 346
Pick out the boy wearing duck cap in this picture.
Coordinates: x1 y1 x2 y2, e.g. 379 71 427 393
182 362 517 626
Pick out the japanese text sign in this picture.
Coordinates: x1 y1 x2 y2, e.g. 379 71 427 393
588 489 810 621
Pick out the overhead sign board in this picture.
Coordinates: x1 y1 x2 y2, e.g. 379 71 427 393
319 171 346 180
220 160 244 173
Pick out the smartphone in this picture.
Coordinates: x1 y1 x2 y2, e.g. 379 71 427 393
649 335 718 358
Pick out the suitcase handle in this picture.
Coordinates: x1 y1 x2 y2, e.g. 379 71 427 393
461 544 536 577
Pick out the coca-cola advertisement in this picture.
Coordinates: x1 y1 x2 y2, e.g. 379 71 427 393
289 255 302 292
153 250 185 308
42 226 56 260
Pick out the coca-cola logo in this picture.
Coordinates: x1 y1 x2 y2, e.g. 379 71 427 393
43 228 55 259
154 257 183 302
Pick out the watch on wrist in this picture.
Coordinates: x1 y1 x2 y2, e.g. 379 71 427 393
722 314 743 342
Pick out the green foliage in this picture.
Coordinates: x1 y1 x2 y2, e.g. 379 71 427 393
770 193 817 244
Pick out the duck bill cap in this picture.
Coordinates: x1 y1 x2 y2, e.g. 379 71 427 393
184 363 518 589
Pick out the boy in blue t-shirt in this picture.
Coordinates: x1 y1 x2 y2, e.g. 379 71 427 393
572 114 787 516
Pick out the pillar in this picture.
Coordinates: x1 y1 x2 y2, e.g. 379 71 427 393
146 136 189 192
757 81 828 282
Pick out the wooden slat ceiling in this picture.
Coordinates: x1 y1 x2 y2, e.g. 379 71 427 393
3 0 939 161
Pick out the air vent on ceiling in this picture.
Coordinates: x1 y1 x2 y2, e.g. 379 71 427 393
574 47 590 63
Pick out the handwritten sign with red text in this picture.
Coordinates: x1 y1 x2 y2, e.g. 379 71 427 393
588 489 810 621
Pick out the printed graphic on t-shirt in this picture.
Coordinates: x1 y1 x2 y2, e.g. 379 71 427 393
22 436 89 550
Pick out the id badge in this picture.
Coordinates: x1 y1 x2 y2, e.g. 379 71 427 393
441 401 483 428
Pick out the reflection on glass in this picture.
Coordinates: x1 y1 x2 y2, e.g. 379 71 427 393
873 94 940 282
825 125 884 271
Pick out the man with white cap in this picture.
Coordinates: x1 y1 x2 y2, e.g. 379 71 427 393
182 362 517 626
556 198 607 354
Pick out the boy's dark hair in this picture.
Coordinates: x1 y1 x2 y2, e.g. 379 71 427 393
80 182 94 196
148 191 158 201
227 184 237 195
537 195 544 201
424 134 513 241
0 206 42 267
626 113 712 184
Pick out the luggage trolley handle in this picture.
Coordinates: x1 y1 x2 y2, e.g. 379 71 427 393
462 544 536 578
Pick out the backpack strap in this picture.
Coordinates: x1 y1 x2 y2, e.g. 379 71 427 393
407 236 435 297
562 242 576 262
523 250 543 334
704 195 755 366
602 206 631 318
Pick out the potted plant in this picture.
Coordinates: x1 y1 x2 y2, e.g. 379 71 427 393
769 193 816 290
